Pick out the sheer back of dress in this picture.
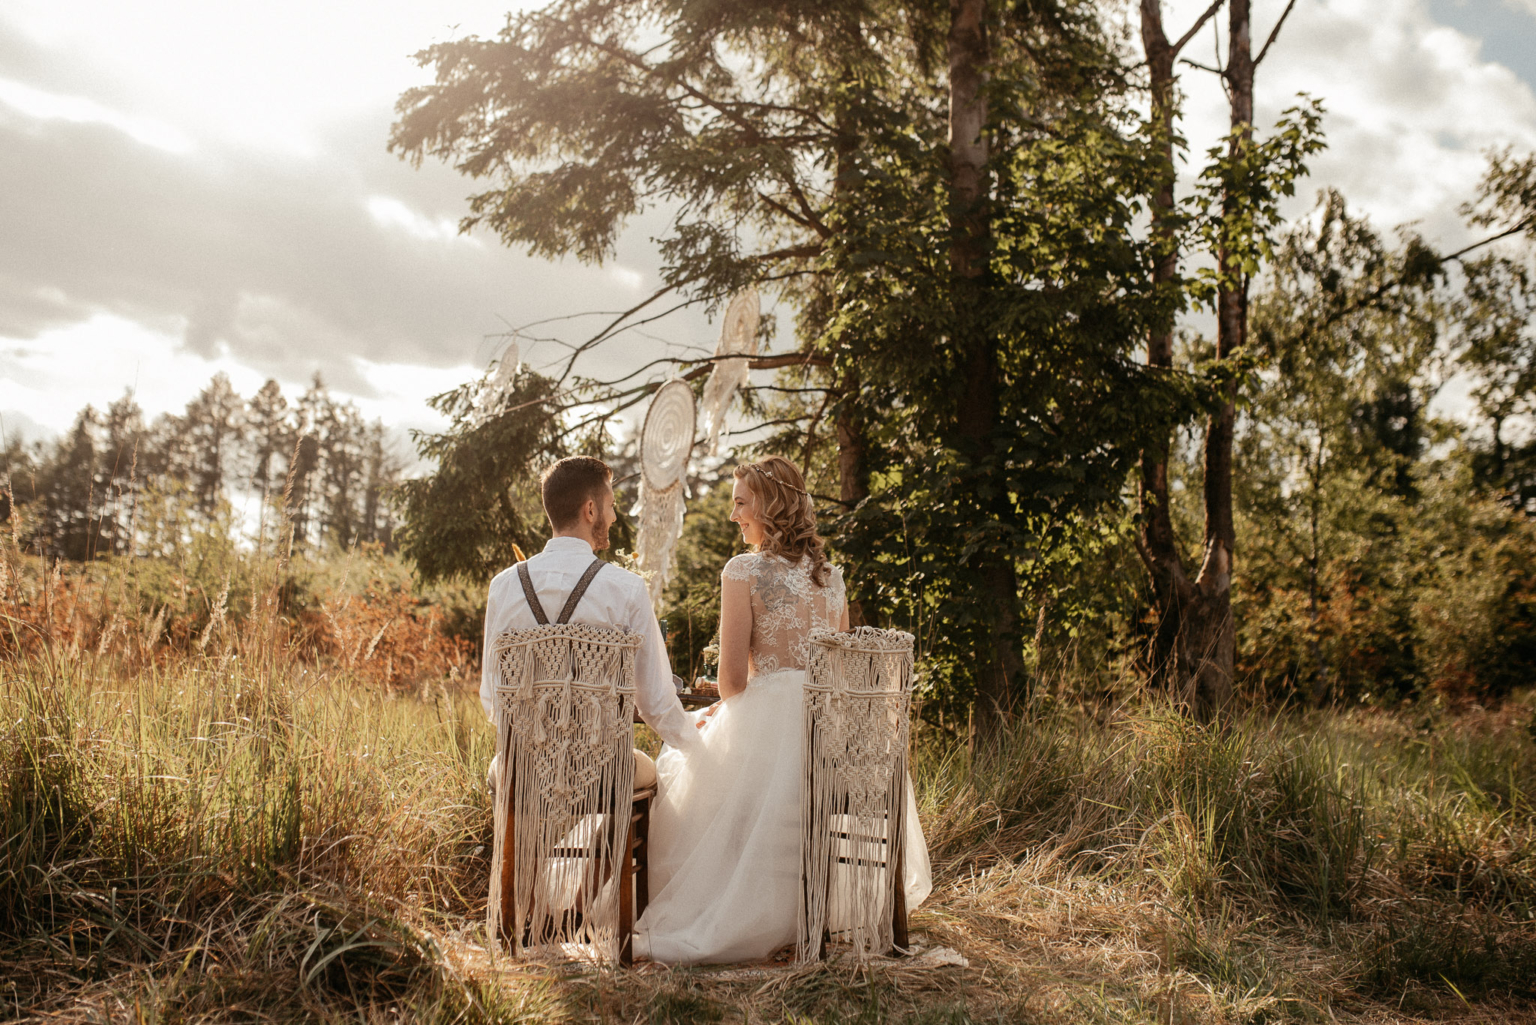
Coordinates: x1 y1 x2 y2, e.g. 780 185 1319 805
722 553 846 676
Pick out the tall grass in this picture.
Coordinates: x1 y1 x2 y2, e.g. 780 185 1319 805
1 648 496 1020
916 698 1536 1003
3 551 1536 1020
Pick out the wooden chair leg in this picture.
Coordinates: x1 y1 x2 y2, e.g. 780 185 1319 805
619 812 636 967
498 741 519 948
892 781 910 955
635 798 650 919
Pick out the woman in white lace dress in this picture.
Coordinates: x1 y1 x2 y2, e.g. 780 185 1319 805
634 457 932 964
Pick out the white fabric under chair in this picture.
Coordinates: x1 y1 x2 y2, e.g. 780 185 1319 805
634 668 931 964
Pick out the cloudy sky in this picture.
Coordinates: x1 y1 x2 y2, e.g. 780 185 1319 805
1 0 1533 450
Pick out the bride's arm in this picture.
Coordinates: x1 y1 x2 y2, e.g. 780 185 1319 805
717 570 752 700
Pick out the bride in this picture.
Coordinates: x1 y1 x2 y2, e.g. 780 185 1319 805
635 456 932 964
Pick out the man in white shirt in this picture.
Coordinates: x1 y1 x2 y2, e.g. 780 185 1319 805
480 456 698 763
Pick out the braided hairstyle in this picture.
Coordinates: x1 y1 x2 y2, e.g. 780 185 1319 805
733 456 831 587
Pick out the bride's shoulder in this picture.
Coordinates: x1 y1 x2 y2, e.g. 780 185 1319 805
721 552 761 582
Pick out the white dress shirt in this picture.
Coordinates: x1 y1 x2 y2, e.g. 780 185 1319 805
480 536 698 751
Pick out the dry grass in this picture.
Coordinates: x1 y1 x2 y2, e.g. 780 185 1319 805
3 552 1536 1022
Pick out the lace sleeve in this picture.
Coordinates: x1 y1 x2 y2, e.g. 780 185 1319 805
722 553 756 583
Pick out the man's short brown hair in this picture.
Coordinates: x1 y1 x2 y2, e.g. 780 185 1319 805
540 456 613 529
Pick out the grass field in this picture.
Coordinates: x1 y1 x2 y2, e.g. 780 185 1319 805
5 629 1536 1024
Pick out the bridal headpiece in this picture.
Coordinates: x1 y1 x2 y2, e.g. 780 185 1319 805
749 463 809 497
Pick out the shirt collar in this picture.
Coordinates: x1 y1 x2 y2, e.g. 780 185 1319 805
542 536 594 555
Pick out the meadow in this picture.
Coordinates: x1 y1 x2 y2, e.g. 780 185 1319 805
3 550 1536 1024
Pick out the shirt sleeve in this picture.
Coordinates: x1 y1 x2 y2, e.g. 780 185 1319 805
480 580 500 722
628 579 700 751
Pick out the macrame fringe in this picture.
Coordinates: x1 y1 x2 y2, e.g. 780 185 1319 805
798 627 916 962
488 624 641 964
633 481 686 611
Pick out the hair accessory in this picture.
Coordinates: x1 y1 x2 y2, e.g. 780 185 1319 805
749 463 810 496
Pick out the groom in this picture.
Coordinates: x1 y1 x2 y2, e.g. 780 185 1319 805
479 456 699 787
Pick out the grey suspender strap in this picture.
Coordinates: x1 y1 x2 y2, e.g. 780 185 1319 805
516 558 606 626
515 562 550 625
557 559 606 624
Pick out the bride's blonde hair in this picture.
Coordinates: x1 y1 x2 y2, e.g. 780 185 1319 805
734 456 831 587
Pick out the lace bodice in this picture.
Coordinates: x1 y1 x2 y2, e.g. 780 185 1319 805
721 553 847 676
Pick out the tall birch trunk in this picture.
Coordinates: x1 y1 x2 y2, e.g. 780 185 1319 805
1184 0 1253 716
1135 0 1241 717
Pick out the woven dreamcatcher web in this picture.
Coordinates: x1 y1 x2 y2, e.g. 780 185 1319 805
633 379 696 609
699 288 760 456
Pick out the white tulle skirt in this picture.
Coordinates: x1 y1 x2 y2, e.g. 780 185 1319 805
635 668 932 965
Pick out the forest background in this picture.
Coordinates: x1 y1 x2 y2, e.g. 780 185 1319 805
6 0 1535 721
6 0 1536 1021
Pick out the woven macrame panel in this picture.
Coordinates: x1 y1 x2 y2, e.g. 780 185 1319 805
488 623 642 963
799 627 916 962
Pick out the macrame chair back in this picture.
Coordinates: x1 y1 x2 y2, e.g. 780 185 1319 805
798 626 916 961
488 622 642 962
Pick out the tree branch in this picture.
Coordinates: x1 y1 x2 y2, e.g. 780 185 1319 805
756 191 831 239
1255 0 1299 67
554 280 696 388
1172 0 1227 58
1442 217 1535 263
723 414 815 435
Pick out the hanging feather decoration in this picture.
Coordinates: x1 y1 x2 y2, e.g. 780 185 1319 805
469 341 520 428
699 288 760 456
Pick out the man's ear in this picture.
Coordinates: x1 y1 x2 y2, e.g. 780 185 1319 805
583 496 598 522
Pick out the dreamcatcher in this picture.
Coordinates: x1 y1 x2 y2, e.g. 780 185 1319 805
633 379 696 609
699 288 760 456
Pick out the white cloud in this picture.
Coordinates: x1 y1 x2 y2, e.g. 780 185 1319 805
609 266 646 290
0 77 194 153
365 195 471 245
0 313 265 432
1170 0 1536 245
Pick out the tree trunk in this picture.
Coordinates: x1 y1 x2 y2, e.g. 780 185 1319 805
835 374 874 628
949 0 1023 731
1135 0 1246 718
1137 0 1195 688
1184 0 1254 717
